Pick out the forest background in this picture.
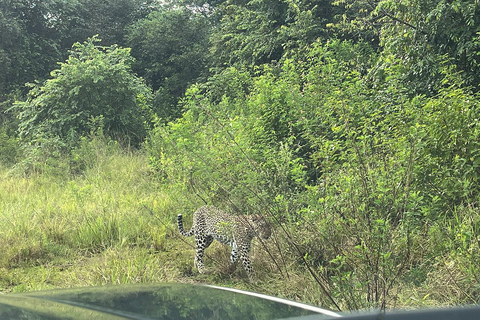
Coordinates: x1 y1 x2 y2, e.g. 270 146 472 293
1 0 480 312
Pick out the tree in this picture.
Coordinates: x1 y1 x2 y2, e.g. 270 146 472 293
332 0 480 94
126 8 211 121
15 37 153 147
209 0 339 68
0 0 158 105
71 0 159 47
0 0 69 100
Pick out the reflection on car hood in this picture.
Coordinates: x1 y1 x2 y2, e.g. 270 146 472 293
0 283 339 320
2 283 479 320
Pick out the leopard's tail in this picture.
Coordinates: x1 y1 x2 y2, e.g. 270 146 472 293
177 214 194 237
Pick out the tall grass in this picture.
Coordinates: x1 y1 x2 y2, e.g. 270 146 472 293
0 137 178 292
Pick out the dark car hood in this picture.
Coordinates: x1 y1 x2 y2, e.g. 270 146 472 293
2 283 479 320
0 283 338 320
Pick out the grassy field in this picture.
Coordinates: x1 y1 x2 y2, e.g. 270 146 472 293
0 140 292 298
0 141 181 292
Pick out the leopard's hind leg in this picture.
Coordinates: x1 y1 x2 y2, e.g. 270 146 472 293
230 241 239 263
194 234 213 273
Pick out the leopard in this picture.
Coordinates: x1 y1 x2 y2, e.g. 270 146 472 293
177 205 271 279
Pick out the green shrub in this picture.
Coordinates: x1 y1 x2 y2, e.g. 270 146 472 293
0 129 20 166
145 39 480 309
14 36 153 149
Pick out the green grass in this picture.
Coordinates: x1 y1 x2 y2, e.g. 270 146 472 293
0 144 313 303
0 140 280 295
0 141 183 293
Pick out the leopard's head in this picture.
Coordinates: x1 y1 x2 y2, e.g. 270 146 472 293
250 214 271 239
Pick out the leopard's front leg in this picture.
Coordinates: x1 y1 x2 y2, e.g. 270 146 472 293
238 242 255 279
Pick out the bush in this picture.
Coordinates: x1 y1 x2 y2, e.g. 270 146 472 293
14 36 153 149
146 39 480 309
0 129 20 166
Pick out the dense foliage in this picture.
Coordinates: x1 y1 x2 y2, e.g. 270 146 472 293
0 0 157 101
2 0 480 311
147 40 480 307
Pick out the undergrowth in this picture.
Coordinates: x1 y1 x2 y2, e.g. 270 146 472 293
1 134 479 311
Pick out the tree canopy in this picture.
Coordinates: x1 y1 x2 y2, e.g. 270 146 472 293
126 8 211 120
